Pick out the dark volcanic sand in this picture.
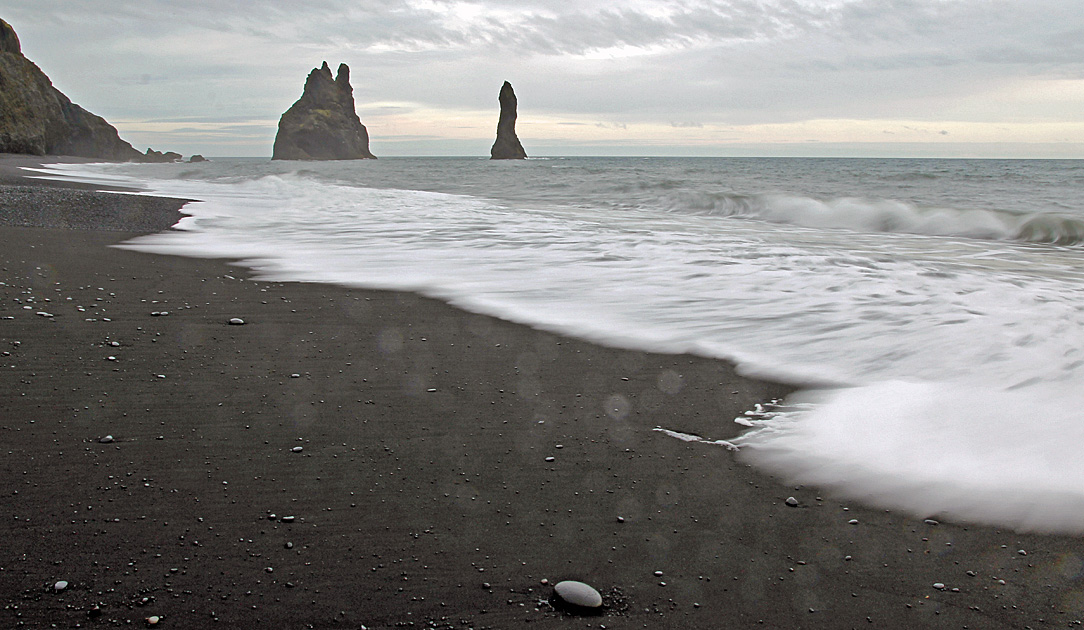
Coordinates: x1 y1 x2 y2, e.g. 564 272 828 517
1 157 1083 629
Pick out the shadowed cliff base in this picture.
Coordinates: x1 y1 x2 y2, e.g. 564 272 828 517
491 81 527 160
272 62 376 161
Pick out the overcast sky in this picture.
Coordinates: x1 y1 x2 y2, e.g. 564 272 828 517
4 0 1084 157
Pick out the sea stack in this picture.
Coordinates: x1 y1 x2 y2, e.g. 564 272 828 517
490 81 526 160
0 18 143 160
272 62 376 160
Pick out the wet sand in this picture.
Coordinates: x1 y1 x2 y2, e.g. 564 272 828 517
1 156 1082 629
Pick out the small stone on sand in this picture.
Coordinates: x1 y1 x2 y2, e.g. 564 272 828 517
99 435 114 444
291 446 303 452
553 580 603 611
228 318 245 325
54 580 68 591
785 496 799 507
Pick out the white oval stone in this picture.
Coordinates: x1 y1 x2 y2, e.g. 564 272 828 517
785 496 799 507
228 318 245 325
99 435 114 444
54 580 68 591
553 580 602 609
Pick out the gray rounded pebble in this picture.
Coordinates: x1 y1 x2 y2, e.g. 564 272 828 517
99 435 114 444
785 496 799 507
553 580 602 609
53 580 68 591
228 318 245 325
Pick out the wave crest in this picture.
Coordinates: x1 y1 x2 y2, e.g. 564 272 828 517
658 191 1084 245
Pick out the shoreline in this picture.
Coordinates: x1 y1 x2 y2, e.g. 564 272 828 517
1 155 1081 629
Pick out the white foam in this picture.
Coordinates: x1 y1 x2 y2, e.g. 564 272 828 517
736 381 1084 533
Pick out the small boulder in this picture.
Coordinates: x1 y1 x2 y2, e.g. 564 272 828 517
552 580 603 613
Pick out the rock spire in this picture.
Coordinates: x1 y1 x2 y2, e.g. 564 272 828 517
490 81 526 160
272 62 376 160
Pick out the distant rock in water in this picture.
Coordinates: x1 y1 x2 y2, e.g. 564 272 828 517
490 81 526 160
272 62 376 160
0 18 144 160
141 148 183 163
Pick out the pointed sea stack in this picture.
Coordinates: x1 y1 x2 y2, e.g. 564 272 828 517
490 81 526 160
0 18 143 160
272 62 376 160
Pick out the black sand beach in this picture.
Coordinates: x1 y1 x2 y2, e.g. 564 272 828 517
2 157 1083 629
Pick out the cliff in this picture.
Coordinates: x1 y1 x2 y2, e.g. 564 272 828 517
490 81 526 160
0 18 144 160
272 62 376 160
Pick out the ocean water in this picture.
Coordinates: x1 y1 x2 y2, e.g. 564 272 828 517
35 156 1084 533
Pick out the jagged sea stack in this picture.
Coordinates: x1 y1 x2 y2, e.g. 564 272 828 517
272 62 375 160
0 18 142 159
490 81 526 160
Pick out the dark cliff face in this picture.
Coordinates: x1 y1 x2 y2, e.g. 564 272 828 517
490 81 526 160
0 18 143 160
272 61 376 160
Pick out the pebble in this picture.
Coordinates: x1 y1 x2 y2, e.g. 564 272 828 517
291 446 303 453
848 519 859 525
290 373 300 378
553 580 603 610
545 456 555 462
933 582 946 590
924 519 940 525
145 616 160 626
228 317 245 325
281 515 296 523
99 435 114 444
785 496 799 507
53 580 68 591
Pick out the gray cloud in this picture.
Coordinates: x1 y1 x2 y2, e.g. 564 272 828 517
3 0 1082 155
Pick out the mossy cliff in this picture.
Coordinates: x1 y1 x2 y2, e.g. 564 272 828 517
0 18 143 160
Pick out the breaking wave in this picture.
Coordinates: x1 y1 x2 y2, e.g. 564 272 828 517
656 191 1084 245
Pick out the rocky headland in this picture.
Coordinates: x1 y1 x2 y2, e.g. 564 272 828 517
0 19 182 161
490 81 526 160
272 62 376 160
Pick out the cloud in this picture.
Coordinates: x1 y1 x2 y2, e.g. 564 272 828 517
4 0 1083 156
